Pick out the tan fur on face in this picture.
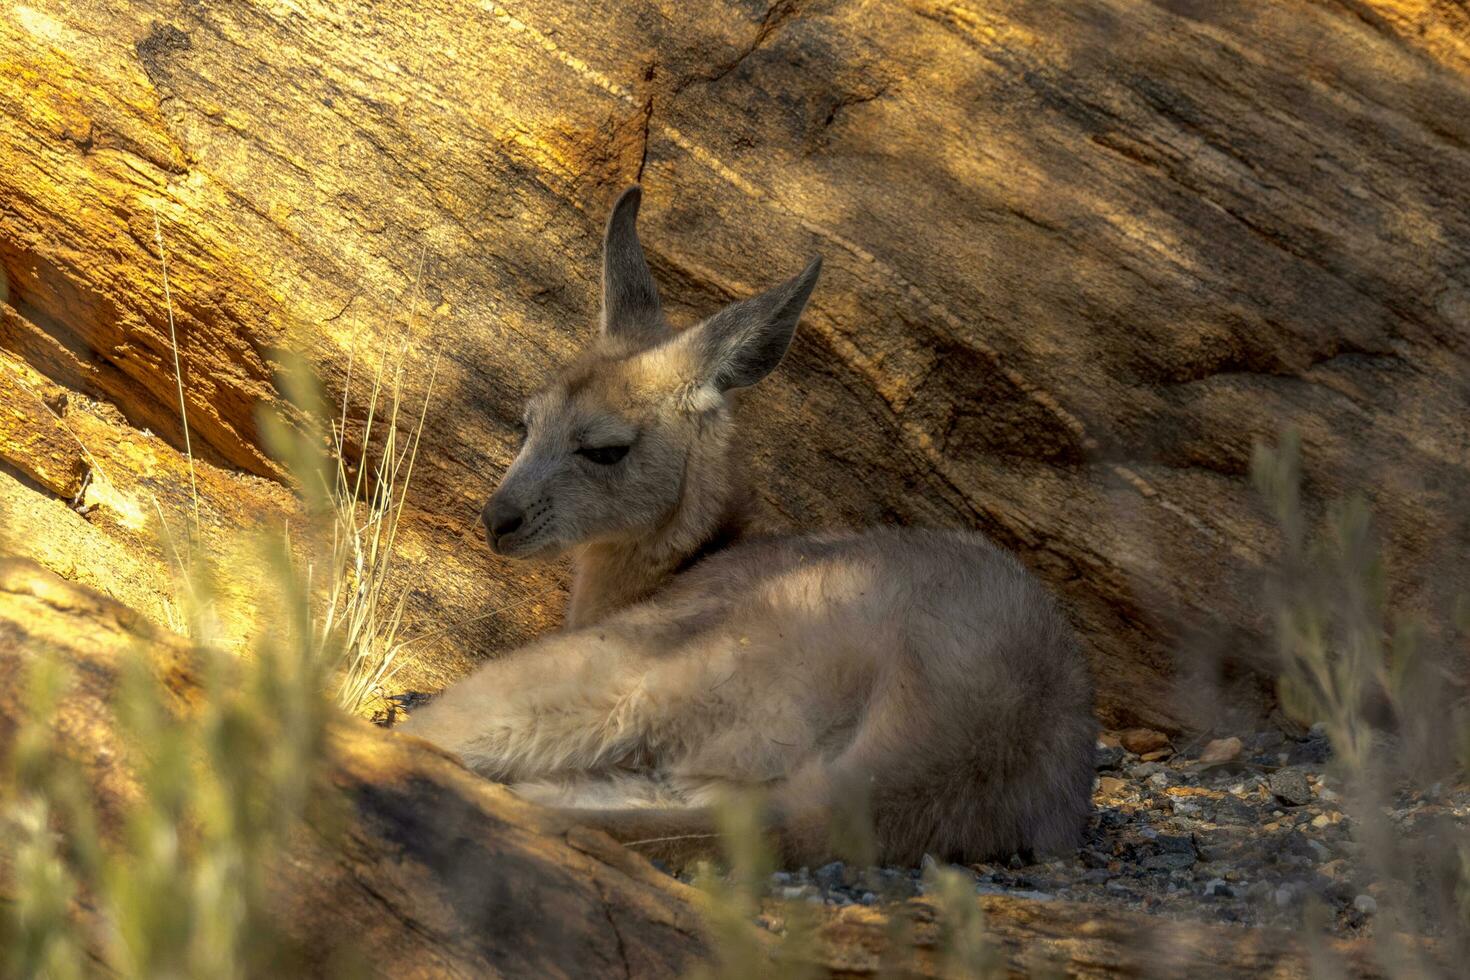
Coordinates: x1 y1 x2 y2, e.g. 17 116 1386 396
400 188 1098 867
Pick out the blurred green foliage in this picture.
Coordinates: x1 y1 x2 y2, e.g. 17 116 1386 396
0 361 338 979
1254 431 1469 977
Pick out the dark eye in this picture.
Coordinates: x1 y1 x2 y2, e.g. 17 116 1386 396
513 419 529 445
576 444 630 466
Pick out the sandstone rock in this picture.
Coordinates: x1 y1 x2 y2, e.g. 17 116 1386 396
1199 737 1244 765
4 1 1470 734
0 351 88 500
813 894 1381 979
1120 728 1171 755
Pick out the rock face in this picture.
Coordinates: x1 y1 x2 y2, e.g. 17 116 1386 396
3 2 1469 730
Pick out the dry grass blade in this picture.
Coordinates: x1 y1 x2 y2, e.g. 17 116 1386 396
323 248 439 715
325 345 434 714
151 208 200 536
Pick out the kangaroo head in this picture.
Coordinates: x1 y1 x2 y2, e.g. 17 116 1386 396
481 186 822 559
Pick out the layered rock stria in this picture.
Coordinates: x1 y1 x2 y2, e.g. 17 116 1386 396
3 0 1469 726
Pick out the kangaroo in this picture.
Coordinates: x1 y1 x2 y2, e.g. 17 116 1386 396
399 186 1098 867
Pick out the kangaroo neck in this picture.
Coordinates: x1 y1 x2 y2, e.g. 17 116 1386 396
565 452 747 629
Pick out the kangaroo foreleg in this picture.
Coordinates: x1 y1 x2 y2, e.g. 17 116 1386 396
396 633 659 780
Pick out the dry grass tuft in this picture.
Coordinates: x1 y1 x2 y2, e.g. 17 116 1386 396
320 338 438 716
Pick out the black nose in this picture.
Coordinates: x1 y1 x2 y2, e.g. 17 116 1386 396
482 497 525 542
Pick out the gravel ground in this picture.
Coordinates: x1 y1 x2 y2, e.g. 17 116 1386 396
714 726 1470 937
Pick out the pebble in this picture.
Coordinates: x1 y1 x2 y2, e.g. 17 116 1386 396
1269 770 1313 807
1198 736 1243 765
729 728 1464 941
1120 728 1171 755
1143 852 1196 872
814 861 848 890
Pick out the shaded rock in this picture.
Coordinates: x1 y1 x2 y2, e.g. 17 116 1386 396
1269 770 1313 807
1121 728 1172 755
1287 732 1333 766
1095 741 1126 770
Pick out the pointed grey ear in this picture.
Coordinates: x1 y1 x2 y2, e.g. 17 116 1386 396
688 256 822 392
601 186 665 343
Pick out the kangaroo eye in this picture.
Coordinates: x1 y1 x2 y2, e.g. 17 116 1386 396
513 419 529 444
577 444 630 466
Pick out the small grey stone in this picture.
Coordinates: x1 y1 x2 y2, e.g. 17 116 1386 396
1204 878 1233 897
1307 839 1333 862
1095 743 1126 770
920 853 939 875
1269 770 1313 807
1274 884 1296 908
1353 893 1377 914
1142 852 1196 872
1010 890 1054 901
814 861 847 890
860 892 878 905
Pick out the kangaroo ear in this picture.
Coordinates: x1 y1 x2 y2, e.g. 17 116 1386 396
686 257 822 392
601 186 665 343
